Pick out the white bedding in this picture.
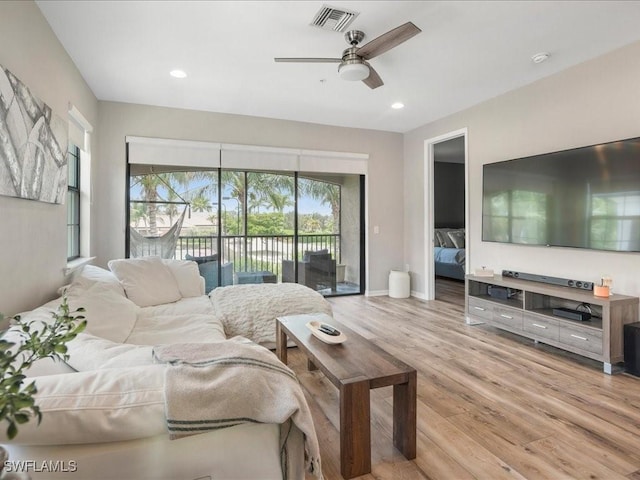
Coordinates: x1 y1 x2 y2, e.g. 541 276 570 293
208 283 333 346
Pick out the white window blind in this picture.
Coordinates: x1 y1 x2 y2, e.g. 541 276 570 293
299 150 368 174
221 144 299 171
125 136 368 174
127 136 221 168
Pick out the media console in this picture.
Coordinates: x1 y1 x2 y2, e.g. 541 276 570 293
465 273 639 374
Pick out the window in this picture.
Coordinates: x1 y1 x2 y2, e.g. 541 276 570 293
128 167 363 296
67 144 81 260
590 192 640 251
125 136 367 296
483 190 547 244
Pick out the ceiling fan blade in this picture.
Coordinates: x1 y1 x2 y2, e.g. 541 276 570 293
363 65 383 89
274 57 342 63
357 22 421 60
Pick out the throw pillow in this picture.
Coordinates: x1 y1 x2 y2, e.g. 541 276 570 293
66 264 126 297
448 230 465 249
66 283 139 343
163 259 203 298
108 257 182 307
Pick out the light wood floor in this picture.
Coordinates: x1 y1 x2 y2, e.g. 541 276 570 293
290 279 640 480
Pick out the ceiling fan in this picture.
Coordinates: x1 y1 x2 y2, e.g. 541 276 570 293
274 22 421 89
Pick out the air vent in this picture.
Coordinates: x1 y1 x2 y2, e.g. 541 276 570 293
311 5 359 32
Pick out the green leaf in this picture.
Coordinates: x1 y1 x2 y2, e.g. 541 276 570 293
7 421 17 440
0 296 86 439
14 413 30 424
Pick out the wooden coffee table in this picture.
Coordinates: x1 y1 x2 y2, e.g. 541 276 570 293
276 313 417 479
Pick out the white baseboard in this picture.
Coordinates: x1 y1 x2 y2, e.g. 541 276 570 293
410 290 427 300
365 289 388 297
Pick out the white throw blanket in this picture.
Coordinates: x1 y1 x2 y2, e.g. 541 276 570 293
209 283 333 346
153 337 323 479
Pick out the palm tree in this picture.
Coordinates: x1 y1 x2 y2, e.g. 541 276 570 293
191 194 212 213
164 189 180 225
264 191 293 213
130 203 148 230
133 174 163 236
300 178 340 233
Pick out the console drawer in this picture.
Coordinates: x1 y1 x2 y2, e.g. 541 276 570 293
559 324 603 355
468 297 493 321
492 305 523 329
523 313 559 341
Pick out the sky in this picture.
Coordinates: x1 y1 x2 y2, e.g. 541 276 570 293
130 176 332 216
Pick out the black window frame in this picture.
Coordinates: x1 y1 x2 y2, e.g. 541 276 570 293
67 144 81 261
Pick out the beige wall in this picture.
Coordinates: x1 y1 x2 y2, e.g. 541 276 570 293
404 40 640 299
96 102 403 294
0 1 98 316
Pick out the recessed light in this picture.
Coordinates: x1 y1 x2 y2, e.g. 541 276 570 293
391 102 405 109
170 69 187 78
531 52 550 64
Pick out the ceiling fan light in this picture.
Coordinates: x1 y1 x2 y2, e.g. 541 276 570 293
338 62 370 81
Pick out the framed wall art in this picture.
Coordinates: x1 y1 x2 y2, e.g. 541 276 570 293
0 64 68 204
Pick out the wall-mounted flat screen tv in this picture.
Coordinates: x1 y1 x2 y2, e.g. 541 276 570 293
482 136 640 252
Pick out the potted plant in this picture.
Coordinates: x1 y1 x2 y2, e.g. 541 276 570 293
0 297 86 477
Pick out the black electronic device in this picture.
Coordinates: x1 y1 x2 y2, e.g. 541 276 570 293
552 307 592 322
487 285 511 300
502 270 594 291
482 136 640 252
624 323 640 377
319 324 340 336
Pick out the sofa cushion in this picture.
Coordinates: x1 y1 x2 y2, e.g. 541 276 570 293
67 283 139 343
66 333 154 370
0 365 167 445
302 249 328 262
126 313 226 345
162 259 203 298
108 257 182 307
185 253 218 264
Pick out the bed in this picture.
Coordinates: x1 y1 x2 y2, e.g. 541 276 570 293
434 227 465 281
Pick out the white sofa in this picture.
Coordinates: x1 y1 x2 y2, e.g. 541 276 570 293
1 258 323 480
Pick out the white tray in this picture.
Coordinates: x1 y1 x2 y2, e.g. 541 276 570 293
306 320 347 344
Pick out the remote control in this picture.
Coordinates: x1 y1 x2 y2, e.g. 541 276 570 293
319 324 340 336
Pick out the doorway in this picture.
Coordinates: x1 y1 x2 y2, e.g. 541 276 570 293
423 129 469 301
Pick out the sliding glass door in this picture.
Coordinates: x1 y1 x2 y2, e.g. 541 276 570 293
127 165 363 296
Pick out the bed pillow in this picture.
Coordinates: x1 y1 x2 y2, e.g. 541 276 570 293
108 257 182 307
448 230 465 249
67 283 139 343
162 259 203 298
0 365 167 445
434 229 448 248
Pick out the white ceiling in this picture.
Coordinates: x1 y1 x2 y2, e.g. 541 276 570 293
37 1 640 133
